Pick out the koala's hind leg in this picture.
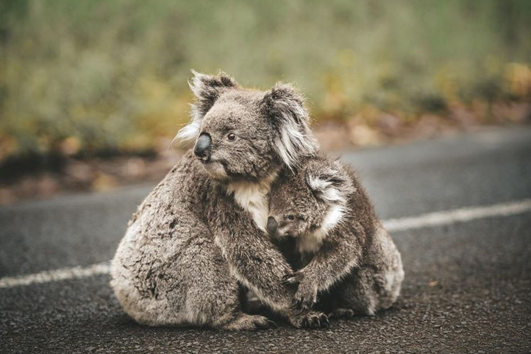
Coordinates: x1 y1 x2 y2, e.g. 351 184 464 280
113 230 274 330
328 262 403 318
331 269 379 317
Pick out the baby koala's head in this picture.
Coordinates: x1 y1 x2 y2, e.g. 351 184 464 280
267 157 351 239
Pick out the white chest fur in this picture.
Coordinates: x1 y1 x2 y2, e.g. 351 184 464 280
226 181 270 231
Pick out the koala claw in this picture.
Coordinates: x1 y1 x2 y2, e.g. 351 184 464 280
289 310 330 329
262 319 278 329
301 312 330 329
323 316 330 328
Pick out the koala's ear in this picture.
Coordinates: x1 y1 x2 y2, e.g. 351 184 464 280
189 70 239 116
262 83 318 169
305 162 347 203
176 71 239 145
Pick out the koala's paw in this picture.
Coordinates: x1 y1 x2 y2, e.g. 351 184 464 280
293 280 319 310
289 310 329 329
329 308 355 319
223 314 277 331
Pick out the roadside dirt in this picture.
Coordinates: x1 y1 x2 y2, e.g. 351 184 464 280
1 102 529 205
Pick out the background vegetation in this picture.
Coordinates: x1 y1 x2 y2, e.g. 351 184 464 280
1 0 530 162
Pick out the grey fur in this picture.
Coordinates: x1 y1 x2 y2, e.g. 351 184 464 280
111 72 327 330
268 155 405 316
261 83 318 169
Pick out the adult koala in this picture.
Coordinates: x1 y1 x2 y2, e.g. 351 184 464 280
111 72 326 330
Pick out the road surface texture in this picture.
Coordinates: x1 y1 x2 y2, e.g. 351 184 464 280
1 127 530 353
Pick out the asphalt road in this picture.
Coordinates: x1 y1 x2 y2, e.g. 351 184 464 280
1 127 530 353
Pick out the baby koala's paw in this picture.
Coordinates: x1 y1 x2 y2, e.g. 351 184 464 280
293 279 319 310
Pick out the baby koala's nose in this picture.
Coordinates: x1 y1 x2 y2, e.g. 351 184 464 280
266 216 278 235
194 133 211 160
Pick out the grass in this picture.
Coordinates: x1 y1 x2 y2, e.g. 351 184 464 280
0 0 530 161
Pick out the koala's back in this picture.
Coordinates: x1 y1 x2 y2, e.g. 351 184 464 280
342 165 378 245
127 151 212 244
289 156 404 314
339 164 404 313
308 156 380 252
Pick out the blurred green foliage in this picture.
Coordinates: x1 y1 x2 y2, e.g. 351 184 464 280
0 0 530 160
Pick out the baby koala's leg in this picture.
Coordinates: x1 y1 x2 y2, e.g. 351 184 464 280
328 230 404 318
329 269 379 317
311 290 354 319
329 260 404 318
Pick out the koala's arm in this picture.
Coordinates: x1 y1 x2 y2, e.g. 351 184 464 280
288 224 364 308
210 198 296 314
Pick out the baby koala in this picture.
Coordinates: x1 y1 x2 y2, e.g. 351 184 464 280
267 155 404 317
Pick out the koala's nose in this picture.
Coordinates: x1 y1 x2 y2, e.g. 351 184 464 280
266 216 278 235
194 133 211 159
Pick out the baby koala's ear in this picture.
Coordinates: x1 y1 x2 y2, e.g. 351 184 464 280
261 83 318 169
305 162 346 203
176 71 239 145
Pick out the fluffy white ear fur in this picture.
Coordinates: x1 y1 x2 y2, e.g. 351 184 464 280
263 83 318 169
305 160 353 205
307 174 345 204
302 165 349 247
175 112 202 146
175 70 238 146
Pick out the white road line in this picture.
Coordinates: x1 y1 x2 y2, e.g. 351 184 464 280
0 261 111 289
1 199 530 289
383 199 531 232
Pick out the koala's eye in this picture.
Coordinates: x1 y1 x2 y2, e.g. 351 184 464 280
287 215 295 221
227 133 236 141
